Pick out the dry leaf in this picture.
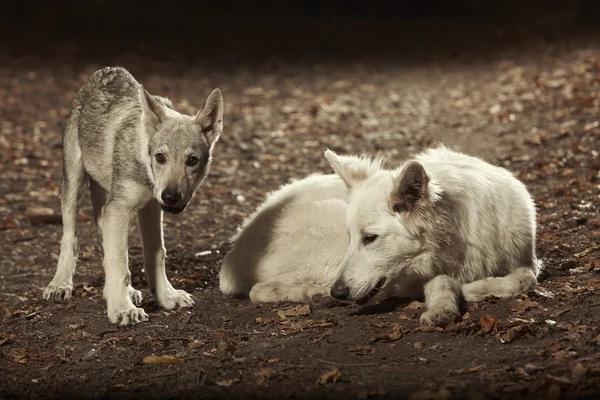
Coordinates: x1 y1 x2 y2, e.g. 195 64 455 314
545 375 571 387
277 304 311 319
258 367 273 378
533 287 555 299
348 345 375 355
479 314 497 334
141 355 184 365
370 330 401 343
571 363 586 383
449 364 485 375
316 367 342 385
215 379 239 387
509 299 539 315
255 317 274 324
404 301 425 310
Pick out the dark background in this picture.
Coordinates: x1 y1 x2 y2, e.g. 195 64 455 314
1 0 599 65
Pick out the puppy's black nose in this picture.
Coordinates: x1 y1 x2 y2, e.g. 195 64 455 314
330 280 350 300
161 189 181 206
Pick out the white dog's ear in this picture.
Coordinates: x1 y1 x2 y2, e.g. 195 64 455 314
139 85 168 134
195 88 224 146
391 161 429 213
324 149 381 188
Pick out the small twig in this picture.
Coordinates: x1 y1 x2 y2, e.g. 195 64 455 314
573 244 600 258
5 310 44 325
315 359 378 367
277 363 320 370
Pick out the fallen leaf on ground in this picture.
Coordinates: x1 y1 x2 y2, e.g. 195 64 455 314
404 301 425 310
371 322 402 342
545 375 572 387
257 367 273 378
25 206 61 224
449 364 485 375
215 379 239 387
277 304 311 319
255 317 274 324
479 314 498 334
313 328 335 343
141 355 184 365
348 345 375 355
509 299 539 315
316 367 342 385
571 363 586 383
533 286 555 299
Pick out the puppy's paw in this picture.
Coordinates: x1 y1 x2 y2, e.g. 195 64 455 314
109 307 149 326
420 306 460 327
43 284 73 301
156 288 195 310
127 285 143 306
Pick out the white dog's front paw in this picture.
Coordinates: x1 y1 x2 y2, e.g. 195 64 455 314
43 283 73 301
127 285 143 306
156 288 194 310
420 306 460 327
108 306 149 326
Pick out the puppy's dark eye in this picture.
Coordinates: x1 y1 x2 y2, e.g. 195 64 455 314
155 153 166 164
362 234 378 245
186 156 199 166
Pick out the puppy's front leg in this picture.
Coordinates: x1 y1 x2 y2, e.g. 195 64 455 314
137 200 194 310
101 201 148 325
420 274 461 327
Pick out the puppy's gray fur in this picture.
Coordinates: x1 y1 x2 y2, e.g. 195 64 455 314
44 66 224 325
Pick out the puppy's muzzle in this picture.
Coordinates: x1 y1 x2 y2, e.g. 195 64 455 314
160 188 187 215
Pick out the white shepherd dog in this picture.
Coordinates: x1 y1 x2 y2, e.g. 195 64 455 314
220 145 541 326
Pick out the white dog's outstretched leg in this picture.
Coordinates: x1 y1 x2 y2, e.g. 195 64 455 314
44 116 86 302
420 274 462 327
249 278 332 306
101 200 148 325
137 200 194 311
462 267 537 302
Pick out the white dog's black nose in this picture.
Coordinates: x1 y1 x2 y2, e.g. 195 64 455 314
330 280 350 300
161 189 181 206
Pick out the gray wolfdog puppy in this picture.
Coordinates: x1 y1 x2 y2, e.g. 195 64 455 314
44 66 224 325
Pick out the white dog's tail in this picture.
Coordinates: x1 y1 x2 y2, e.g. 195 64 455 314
461 266 539 302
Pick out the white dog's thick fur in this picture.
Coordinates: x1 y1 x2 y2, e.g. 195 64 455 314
220 145 541 326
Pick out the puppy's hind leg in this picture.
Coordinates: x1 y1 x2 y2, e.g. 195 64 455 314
462 267 538 302
420 275 462 327
44 114 86 301
137 200 194 310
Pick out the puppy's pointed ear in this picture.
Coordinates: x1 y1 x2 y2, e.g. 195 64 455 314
391 161 429 213
195 88 224 146
324 149 380 188
139 85 168 134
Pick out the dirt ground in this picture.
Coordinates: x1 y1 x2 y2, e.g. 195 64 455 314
1 19 599 400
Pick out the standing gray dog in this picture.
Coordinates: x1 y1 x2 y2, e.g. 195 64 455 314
44 66 224 325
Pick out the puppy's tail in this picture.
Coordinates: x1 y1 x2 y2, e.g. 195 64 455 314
461 266 538 302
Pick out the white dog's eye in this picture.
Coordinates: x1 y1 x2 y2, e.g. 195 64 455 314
362 234 378 245
186 156 199 166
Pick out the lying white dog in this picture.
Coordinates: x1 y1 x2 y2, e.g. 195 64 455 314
220 145 541 326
